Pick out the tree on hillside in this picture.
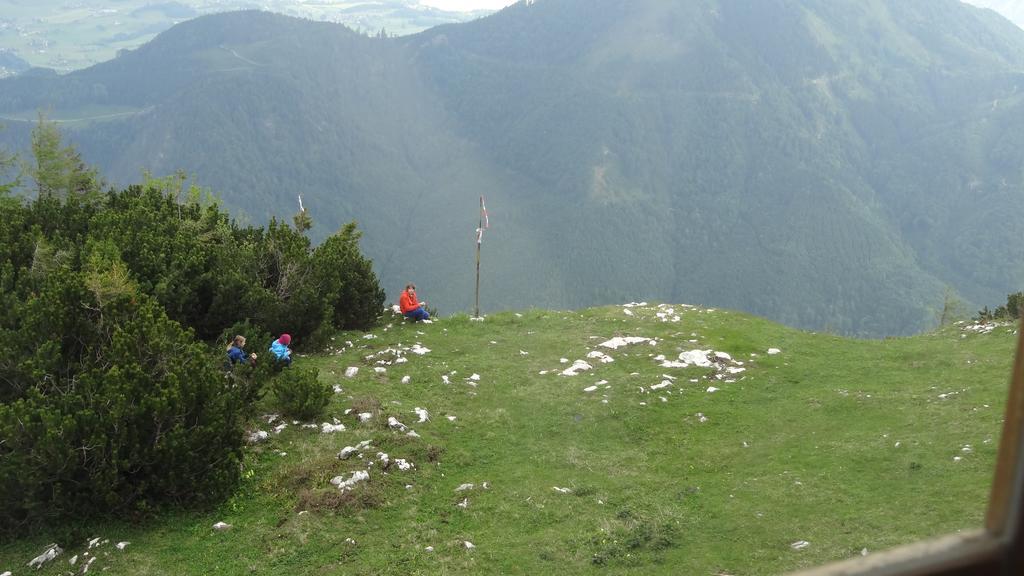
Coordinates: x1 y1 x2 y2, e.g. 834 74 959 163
313 221 385 330
29 112 99 201
0 125 19 196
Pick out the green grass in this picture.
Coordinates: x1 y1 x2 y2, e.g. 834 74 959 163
0 304 1016 575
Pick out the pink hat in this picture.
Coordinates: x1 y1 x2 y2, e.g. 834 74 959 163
279 333 291 345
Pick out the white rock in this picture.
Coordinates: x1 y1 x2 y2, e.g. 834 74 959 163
442 375 450 384
599 336 652 349
358 412 373 422
468 373 481 381
333 385 344 393
377 452 390 467
583 385 598 392
27 544 62 568
767 348 781 355
791 540 810 550
651 380 671 391
414 407 429 422
406 430 420 438
401 376 411 384
212 522 232 531
115 542 129 550
586 350 614 363
425 546 434 552
559 358 569 363
247 430 269 443
714 351 733 361
464 541 475 549
332 470 370 491
87 537 101 549
552 486 572 493
338 446 358 459
696 413 708 423
457 498 469 508
520 350 529 355
321 422 346 434
410 344 431 355
70 554 79 566
560 360 593 376
446 415 457 421
706 386 719 393
388 416 408 431
344 366 359 378
395 459 414 471
679 350 713 367
455 483 475 492
374 367 387 374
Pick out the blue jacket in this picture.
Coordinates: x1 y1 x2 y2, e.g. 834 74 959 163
269 339 291 361
227 345 249 365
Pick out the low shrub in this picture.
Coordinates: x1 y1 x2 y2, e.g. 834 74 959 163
272 367 330 420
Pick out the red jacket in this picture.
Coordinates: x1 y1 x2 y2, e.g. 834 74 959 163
399 290 420 314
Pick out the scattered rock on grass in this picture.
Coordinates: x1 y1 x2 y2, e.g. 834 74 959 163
321 422 346 434
213 522 232 531
599 336 653 349
27 544 62 569
561 360 593 376
331 470 370 491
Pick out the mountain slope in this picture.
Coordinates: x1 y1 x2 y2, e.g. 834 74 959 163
0 1 1022 335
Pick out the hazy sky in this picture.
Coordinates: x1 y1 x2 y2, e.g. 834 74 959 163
961 0 1024 30
420 1 1023 29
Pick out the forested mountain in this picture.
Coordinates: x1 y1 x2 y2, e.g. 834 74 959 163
1 0 1022 336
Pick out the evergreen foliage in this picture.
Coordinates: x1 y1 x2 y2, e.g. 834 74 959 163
977 292 1024 321
271 366 331 421
0 119 386 533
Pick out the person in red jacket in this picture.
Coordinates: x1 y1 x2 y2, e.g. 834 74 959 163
399 283 430 322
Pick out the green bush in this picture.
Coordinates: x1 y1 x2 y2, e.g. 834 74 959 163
0 292 246 532
312 222 385 331
978 292 1024 321
0 122 386 532
272 366 330 420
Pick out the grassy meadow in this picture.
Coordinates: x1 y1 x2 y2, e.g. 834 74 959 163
0 303 1017 575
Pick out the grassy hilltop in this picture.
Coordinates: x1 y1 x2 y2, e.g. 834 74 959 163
0 303 1017 575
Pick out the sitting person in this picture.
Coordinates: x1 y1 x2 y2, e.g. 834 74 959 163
226 335 257 368
399 283 430 322
269 333 292 366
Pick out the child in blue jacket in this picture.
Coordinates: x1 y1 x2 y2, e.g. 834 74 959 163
269 333 292 366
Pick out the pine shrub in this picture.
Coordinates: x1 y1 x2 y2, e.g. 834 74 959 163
272 366 331 420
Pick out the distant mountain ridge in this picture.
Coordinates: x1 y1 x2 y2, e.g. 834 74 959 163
0 0 1022 336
